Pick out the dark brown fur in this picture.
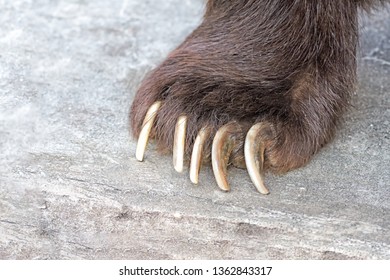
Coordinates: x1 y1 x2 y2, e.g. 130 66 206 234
130 0 389 173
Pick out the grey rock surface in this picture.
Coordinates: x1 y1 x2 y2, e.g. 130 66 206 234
0 0 389 259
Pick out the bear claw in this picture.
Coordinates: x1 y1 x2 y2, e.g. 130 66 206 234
135 101 270 195
135 101 161 162
190 126 211 185
173 115 187 173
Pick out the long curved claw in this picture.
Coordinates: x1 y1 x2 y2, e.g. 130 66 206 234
173 115 187 173
244 123 270 195
211 123 239 192
136 101 162 162
190 126 211 184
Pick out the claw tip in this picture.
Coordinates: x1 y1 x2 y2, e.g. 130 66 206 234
174 164 184 173
190 177 199 185
135 152 144 162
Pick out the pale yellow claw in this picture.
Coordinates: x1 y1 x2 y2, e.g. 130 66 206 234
137 104 270 195
173 115 187 173
190 126 211 184
244 123 270 195
211 123 239 192
135 101 162 162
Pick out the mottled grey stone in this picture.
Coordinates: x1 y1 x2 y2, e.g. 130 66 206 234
0 0 389 259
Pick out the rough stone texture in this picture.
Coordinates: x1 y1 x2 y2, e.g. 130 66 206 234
0 0 389 260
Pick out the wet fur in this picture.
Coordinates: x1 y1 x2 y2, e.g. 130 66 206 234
130 0 389 173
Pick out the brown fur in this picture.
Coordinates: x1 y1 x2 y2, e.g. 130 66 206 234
130 0 389 173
